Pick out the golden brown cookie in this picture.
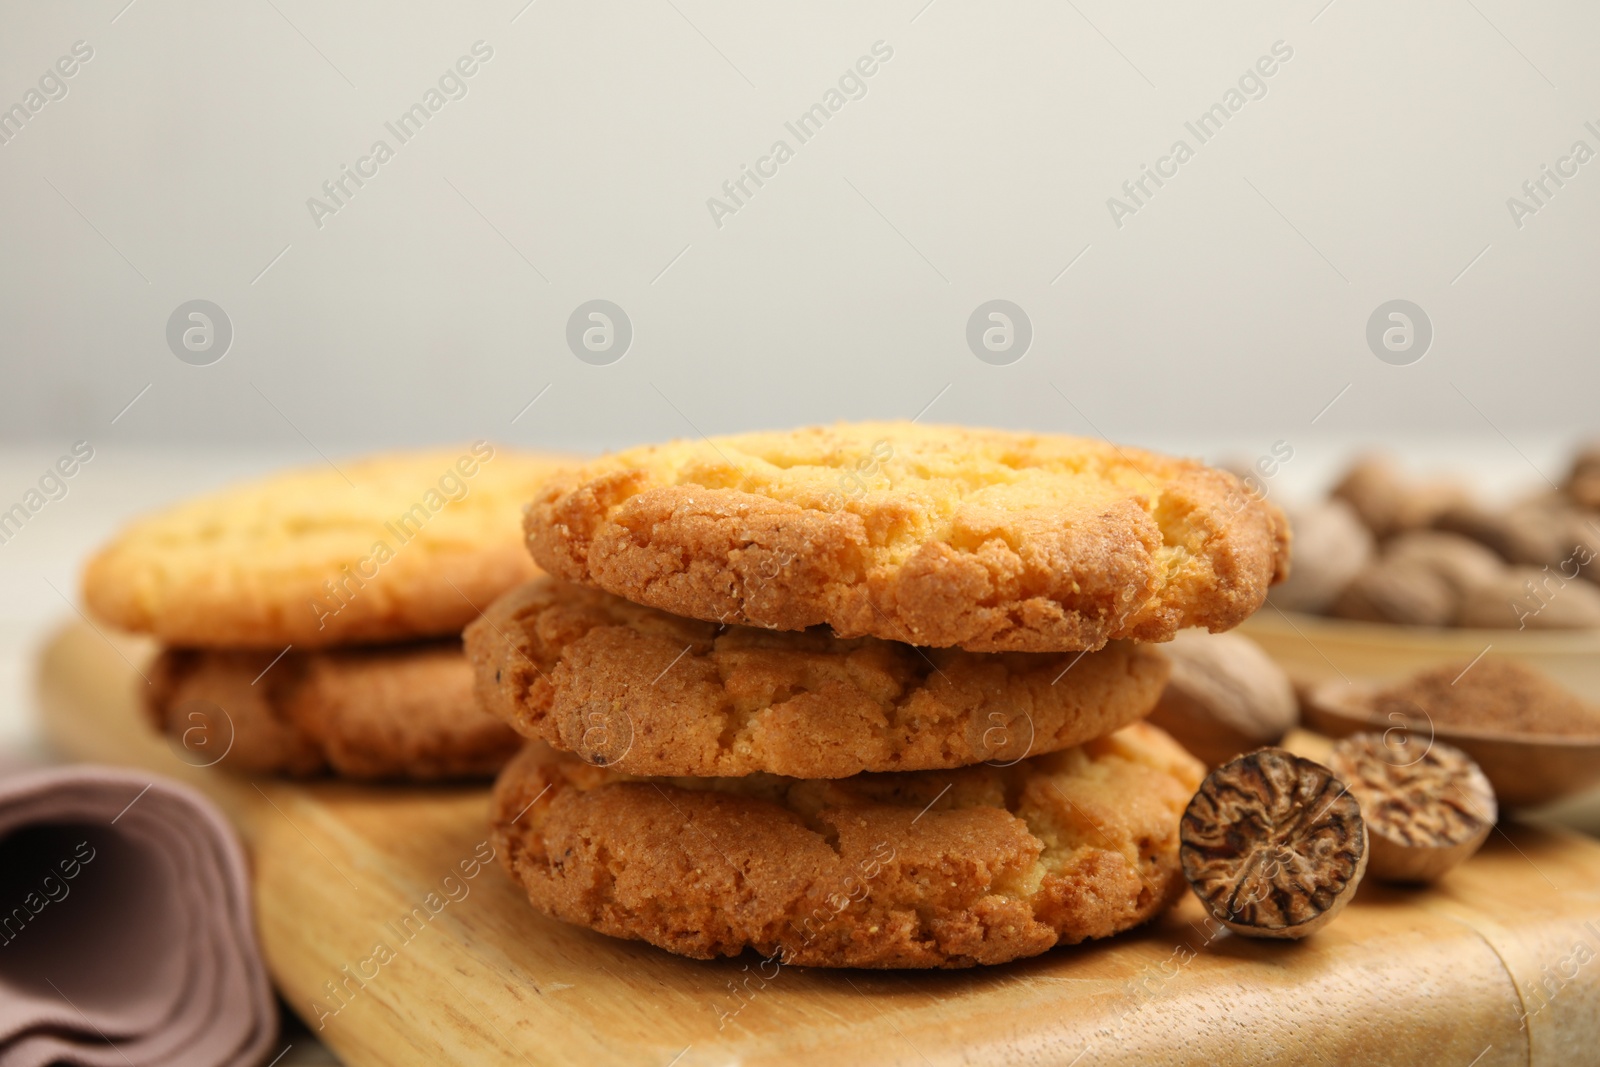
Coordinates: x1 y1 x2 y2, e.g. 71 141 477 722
466 577 1170 778
84 444 575 649
491 722 1204 968
147 641 521 779
524 422 1288 652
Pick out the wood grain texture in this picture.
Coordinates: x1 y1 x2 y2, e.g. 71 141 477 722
35 623 1600 1066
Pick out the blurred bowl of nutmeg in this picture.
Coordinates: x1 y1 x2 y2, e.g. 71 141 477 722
1239 443 1600 701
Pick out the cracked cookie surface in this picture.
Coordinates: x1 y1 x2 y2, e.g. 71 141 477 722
490 722 1204 967
85 446 574 648
523 422 1289 652
466 577 1170 777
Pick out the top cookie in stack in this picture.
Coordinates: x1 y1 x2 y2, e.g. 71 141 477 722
472 423 1289 968
82 444 574 779
523 421 1289 651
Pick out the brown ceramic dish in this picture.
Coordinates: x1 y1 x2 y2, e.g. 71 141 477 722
1241 610 1600 700
1301 679 1600 809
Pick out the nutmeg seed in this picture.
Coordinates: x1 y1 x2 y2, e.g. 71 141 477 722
1146 631 1297 767
1383 530 1503 597
1563 444 1600 511
1329 557 1457 627
1272 499 1373 614
1331 455 1470 540
1325 733 1496 884
1456 567 1600 630
1180 747 1368 939
1436 502 1552 568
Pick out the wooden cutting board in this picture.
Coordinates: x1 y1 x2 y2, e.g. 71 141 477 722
34 622 1600 1066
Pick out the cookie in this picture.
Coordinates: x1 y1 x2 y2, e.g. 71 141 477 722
84 444 575 649
524 422 1289 652
466 577 1170 778
148 641 521 779
491 722 1204 968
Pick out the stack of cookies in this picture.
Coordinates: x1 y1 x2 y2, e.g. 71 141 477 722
83 445 571 780
469 423 1290 968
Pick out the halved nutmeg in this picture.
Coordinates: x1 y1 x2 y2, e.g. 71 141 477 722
1180 747 1368 940
1325 732 1496 884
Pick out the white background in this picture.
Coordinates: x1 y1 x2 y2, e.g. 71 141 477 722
0 0 1596 454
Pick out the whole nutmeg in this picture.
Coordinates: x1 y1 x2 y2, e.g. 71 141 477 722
1567 511 1600 580
1440 496 1600 576
1272 499 1374 613
1432 503 1512 559
1457 566 1600 629
1543 506 1600 581
1327 530 1505 626
1180 747 1368 939
1563 443 1600 510
1383 530 1504 596
1325 733 1496 884
1435 502 1556 567
1330 455 1470 539
1330 557 1457 627
1146 631 1298 767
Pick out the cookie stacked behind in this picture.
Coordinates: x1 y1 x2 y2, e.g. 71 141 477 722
82 445 574 780
471 423 1290 968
